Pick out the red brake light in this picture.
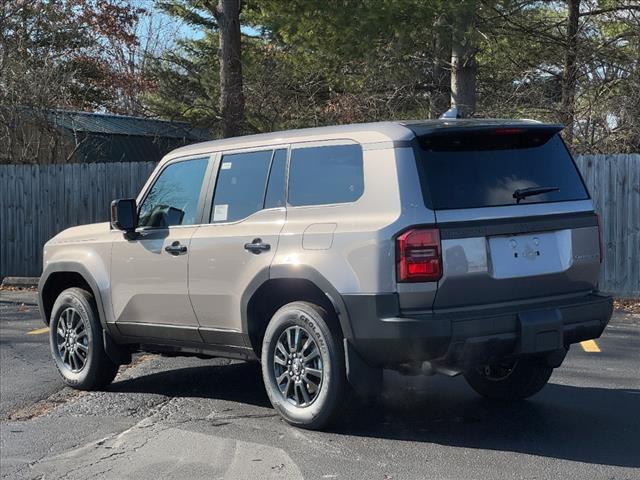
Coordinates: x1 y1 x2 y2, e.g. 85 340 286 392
397 228 442 282
596 213 604 263
492 128 524 135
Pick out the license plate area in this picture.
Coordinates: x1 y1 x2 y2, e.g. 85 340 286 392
489 230 571 279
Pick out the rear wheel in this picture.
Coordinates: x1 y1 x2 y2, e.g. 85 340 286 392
463 359 553 400
50 288 119 390
261 301 346 430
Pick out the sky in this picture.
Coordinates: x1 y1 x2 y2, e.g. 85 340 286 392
136 0 261 49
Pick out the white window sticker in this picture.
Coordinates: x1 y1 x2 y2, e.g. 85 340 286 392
221 162 232 170
213 204 228 222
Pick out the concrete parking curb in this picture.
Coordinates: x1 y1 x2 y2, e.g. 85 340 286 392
0 290 39 306
1 277 39 288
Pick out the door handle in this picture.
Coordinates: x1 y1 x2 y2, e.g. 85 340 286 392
244 238 271 254
165 241 188 255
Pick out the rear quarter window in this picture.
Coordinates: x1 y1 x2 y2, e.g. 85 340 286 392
288 144 363 206
416 133 589 210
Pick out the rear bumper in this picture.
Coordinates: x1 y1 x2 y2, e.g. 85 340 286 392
343 292 613 368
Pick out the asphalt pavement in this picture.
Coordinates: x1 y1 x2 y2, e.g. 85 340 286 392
1 289 639 480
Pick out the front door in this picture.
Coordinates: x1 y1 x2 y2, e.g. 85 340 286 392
110 156 211 342
189 148 288 343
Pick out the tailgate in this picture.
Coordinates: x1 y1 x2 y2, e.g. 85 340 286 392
411 125 601 308
434 208 600 308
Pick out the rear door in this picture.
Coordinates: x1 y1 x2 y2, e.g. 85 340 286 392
414 126 601 308
188 147 287 343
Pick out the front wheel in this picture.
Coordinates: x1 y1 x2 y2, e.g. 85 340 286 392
261 301 346 430
49 288 119 390
463 360 553 400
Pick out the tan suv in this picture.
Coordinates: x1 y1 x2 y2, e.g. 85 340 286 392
39 120 613 429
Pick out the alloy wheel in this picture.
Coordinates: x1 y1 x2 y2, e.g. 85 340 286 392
56 307 89 372
273 325 323 407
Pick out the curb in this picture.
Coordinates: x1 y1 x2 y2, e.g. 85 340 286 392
1 277 39 288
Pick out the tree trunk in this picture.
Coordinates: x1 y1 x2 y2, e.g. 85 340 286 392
561 0 580 146
216 0 245 138
450 1 477 118
430 15 452 119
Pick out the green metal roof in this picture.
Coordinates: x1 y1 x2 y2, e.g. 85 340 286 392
48 110 210 139
44 110 211 163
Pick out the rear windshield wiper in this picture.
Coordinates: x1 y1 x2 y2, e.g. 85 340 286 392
512 186 560 203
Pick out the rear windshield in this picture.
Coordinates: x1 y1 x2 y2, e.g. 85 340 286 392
415 133 589 210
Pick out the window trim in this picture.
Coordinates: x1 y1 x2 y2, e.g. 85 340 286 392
261 149 277 209
263 148 289 210
286 140 365 209
135 154 214 231
202 144 290 226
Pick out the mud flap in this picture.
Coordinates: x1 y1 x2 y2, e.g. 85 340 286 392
344 339 382 398
103 330 132 365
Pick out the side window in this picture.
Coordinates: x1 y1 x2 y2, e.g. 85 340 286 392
211 150 272 223
138 158 209 228
288 144 363 206
264 149 287 209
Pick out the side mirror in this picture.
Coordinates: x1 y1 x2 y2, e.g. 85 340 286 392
110 198 137 232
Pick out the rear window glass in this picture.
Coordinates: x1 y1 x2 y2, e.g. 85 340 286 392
416 134 589 209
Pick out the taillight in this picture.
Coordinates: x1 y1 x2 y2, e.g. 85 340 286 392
396 228 442 282
596 213 604 263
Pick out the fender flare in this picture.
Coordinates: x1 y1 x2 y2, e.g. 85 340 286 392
240 265 354 340
39 262 131 364
39 262 109 328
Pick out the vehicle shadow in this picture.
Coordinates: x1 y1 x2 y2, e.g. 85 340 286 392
337 372 640 468
109 361 639 468
109 361 272 408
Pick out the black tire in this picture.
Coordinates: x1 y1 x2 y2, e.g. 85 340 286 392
463 360 553 400
261 301 346 430
49 287 119 390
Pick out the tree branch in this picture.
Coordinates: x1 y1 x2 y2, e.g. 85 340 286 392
580 5 640 17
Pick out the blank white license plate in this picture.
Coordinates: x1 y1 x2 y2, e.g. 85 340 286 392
489 230 571 279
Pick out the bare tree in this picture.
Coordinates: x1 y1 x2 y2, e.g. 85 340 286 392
103 7 183 116
0 0 148 163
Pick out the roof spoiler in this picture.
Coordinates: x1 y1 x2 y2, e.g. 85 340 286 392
417 124 565 151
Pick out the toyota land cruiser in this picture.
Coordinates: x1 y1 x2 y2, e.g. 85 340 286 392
39 119 613 429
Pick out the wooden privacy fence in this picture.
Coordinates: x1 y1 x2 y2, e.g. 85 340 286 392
1 155 639 296
575 154 639 298
1 162 156 279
